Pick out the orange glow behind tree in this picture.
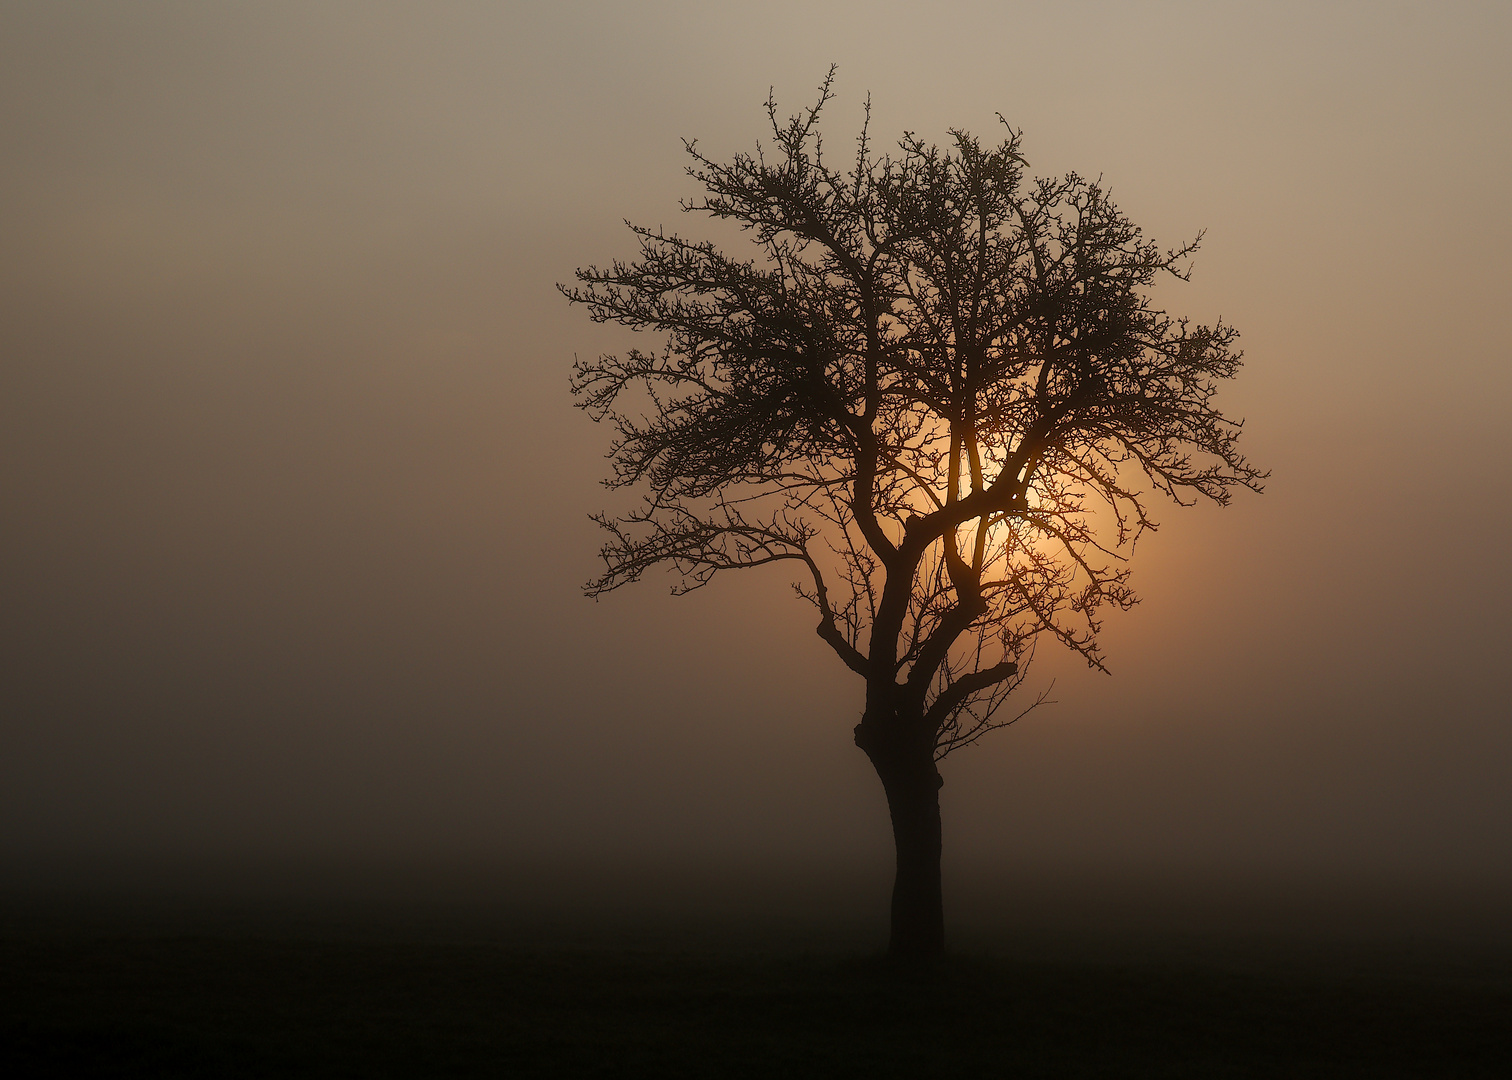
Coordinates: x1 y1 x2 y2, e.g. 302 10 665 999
563 71 1265 960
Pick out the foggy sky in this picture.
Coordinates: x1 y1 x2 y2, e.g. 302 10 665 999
2 2 1510 927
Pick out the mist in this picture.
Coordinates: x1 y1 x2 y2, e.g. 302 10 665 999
3 1 1510 949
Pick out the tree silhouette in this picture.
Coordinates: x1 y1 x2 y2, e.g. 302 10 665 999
564 72 1264 960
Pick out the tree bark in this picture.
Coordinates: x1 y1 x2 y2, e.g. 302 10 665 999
866 738 945 961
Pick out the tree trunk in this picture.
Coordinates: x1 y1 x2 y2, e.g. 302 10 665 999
873 746 945 961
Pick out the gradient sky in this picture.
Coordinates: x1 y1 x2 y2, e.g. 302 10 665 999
3 2 1510 913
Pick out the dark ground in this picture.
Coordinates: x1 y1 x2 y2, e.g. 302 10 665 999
3 922 1510 1078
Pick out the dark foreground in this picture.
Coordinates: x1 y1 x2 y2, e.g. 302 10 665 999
3 934 1510 1078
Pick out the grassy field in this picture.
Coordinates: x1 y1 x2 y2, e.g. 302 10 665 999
3 930 1510 1078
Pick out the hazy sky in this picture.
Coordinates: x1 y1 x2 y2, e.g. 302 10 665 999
3 2 1510 911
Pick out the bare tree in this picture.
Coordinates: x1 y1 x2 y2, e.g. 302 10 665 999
563 71 1264 960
